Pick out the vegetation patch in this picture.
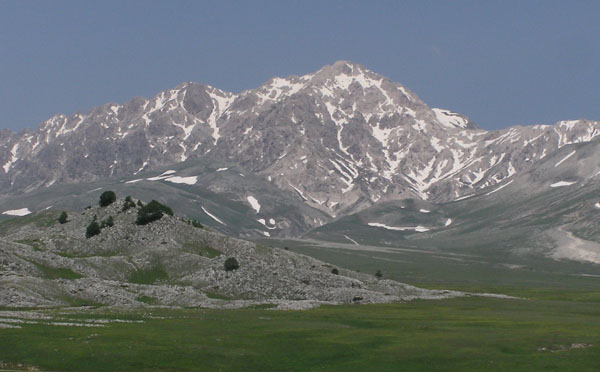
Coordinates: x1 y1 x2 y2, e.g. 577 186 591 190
1 297 600 371
15 238 43 251
136 200 174 225
136 295 159 305
32 262 82 280
128 263 169 284
203 291 233 300
99 190 117 207
182 242 222 258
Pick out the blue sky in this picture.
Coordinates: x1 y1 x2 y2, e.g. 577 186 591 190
1 0 598 131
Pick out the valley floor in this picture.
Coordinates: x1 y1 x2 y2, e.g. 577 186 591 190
0 295 599 372
2 237 600 371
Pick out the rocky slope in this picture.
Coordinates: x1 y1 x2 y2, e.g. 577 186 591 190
0 198 469 308
1 61 598 220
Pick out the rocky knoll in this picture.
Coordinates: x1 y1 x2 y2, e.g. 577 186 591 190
0 196 464 309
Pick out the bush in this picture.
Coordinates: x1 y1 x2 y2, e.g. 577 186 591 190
99 191 117 207
122 196 136 211
58 211 68 224
101 216 114 228
375 269 383 280
86 220 101 238
224 257 239 271
331 268 339 275
189 219 203 229
135 200 174 225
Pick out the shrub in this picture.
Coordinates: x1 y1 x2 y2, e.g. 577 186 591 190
86 220 101 238
58 211 68 224
331 268 339 275
190 219 203 229
101 216 114 228
122 196 136 211
135 200 174 225
375 269 383 280
224 257 239 271
99 191 117 207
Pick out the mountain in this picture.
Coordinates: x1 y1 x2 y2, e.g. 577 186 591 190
0 61 599 240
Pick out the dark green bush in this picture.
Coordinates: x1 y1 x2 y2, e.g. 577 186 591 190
189 219 203 229
86 220 101 238
58 211 68 224
331 268 339 275
101 216 114 228
375 269 383 280
224 257 239 271
122 196 136 211
99 191 117 207
135 200 174 225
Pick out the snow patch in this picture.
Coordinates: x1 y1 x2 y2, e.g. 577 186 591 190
201 207 225 225
3 143 19 173
419 209 430 213
485 180 514 195
555 150 576 168
445 218 453 227
367 223 430 232
164 176 197 185
432 108 469 129
344 235 359 245
216 167 228 172
2 208 31 216
550 181 576 188
247 196 261 213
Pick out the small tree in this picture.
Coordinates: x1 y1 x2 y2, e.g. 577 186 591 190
331 268 339 275
122 196 136 211
136 200 174 225
86 220 101 238
101 216 114 228
99 191 117 207
58 211 68 224
224 257 239 271
375 269 383 280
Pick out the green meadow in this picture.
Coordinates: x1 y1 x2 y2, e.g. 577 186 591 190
1 296 599 372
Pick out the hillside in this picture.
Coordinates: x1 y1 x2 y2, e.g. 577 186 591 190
0 196 471 309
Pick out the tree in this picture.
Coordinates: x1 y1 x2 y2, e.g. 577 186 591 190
331 268 339 275
224 257 240 271
86 220 101 238
58 211 68 224
136 200 174 225
122 196 136 211
99 191 117 207
101 216 114 228
375 269 383 280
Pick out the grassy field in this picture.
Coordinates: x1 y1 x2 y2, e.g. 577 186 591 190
1 296 599 372
2 234 600 371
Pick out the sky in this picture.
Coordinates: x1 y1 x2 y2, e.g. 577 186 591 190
1 0 599 132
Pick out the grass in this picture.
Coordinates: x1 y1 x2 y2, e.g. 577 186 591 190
14 238 43 251
32 262 82 280
136 295 159 305
182 242 222 258
0 296 599 371
128 263 169 284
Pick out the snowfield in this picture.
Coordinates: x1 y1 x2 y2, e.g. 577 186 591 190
550 181 576 188
2 208 31 216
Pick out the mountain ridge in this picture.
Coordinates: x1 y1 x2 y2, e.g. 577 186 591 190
1 61 598 221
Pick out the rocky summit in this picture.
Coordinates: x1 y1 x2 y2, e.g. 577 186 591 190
1 61 598 220
0 198 472 309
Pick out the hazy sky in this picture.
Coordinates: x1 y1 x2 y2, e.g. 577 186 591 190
1 0 598 131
